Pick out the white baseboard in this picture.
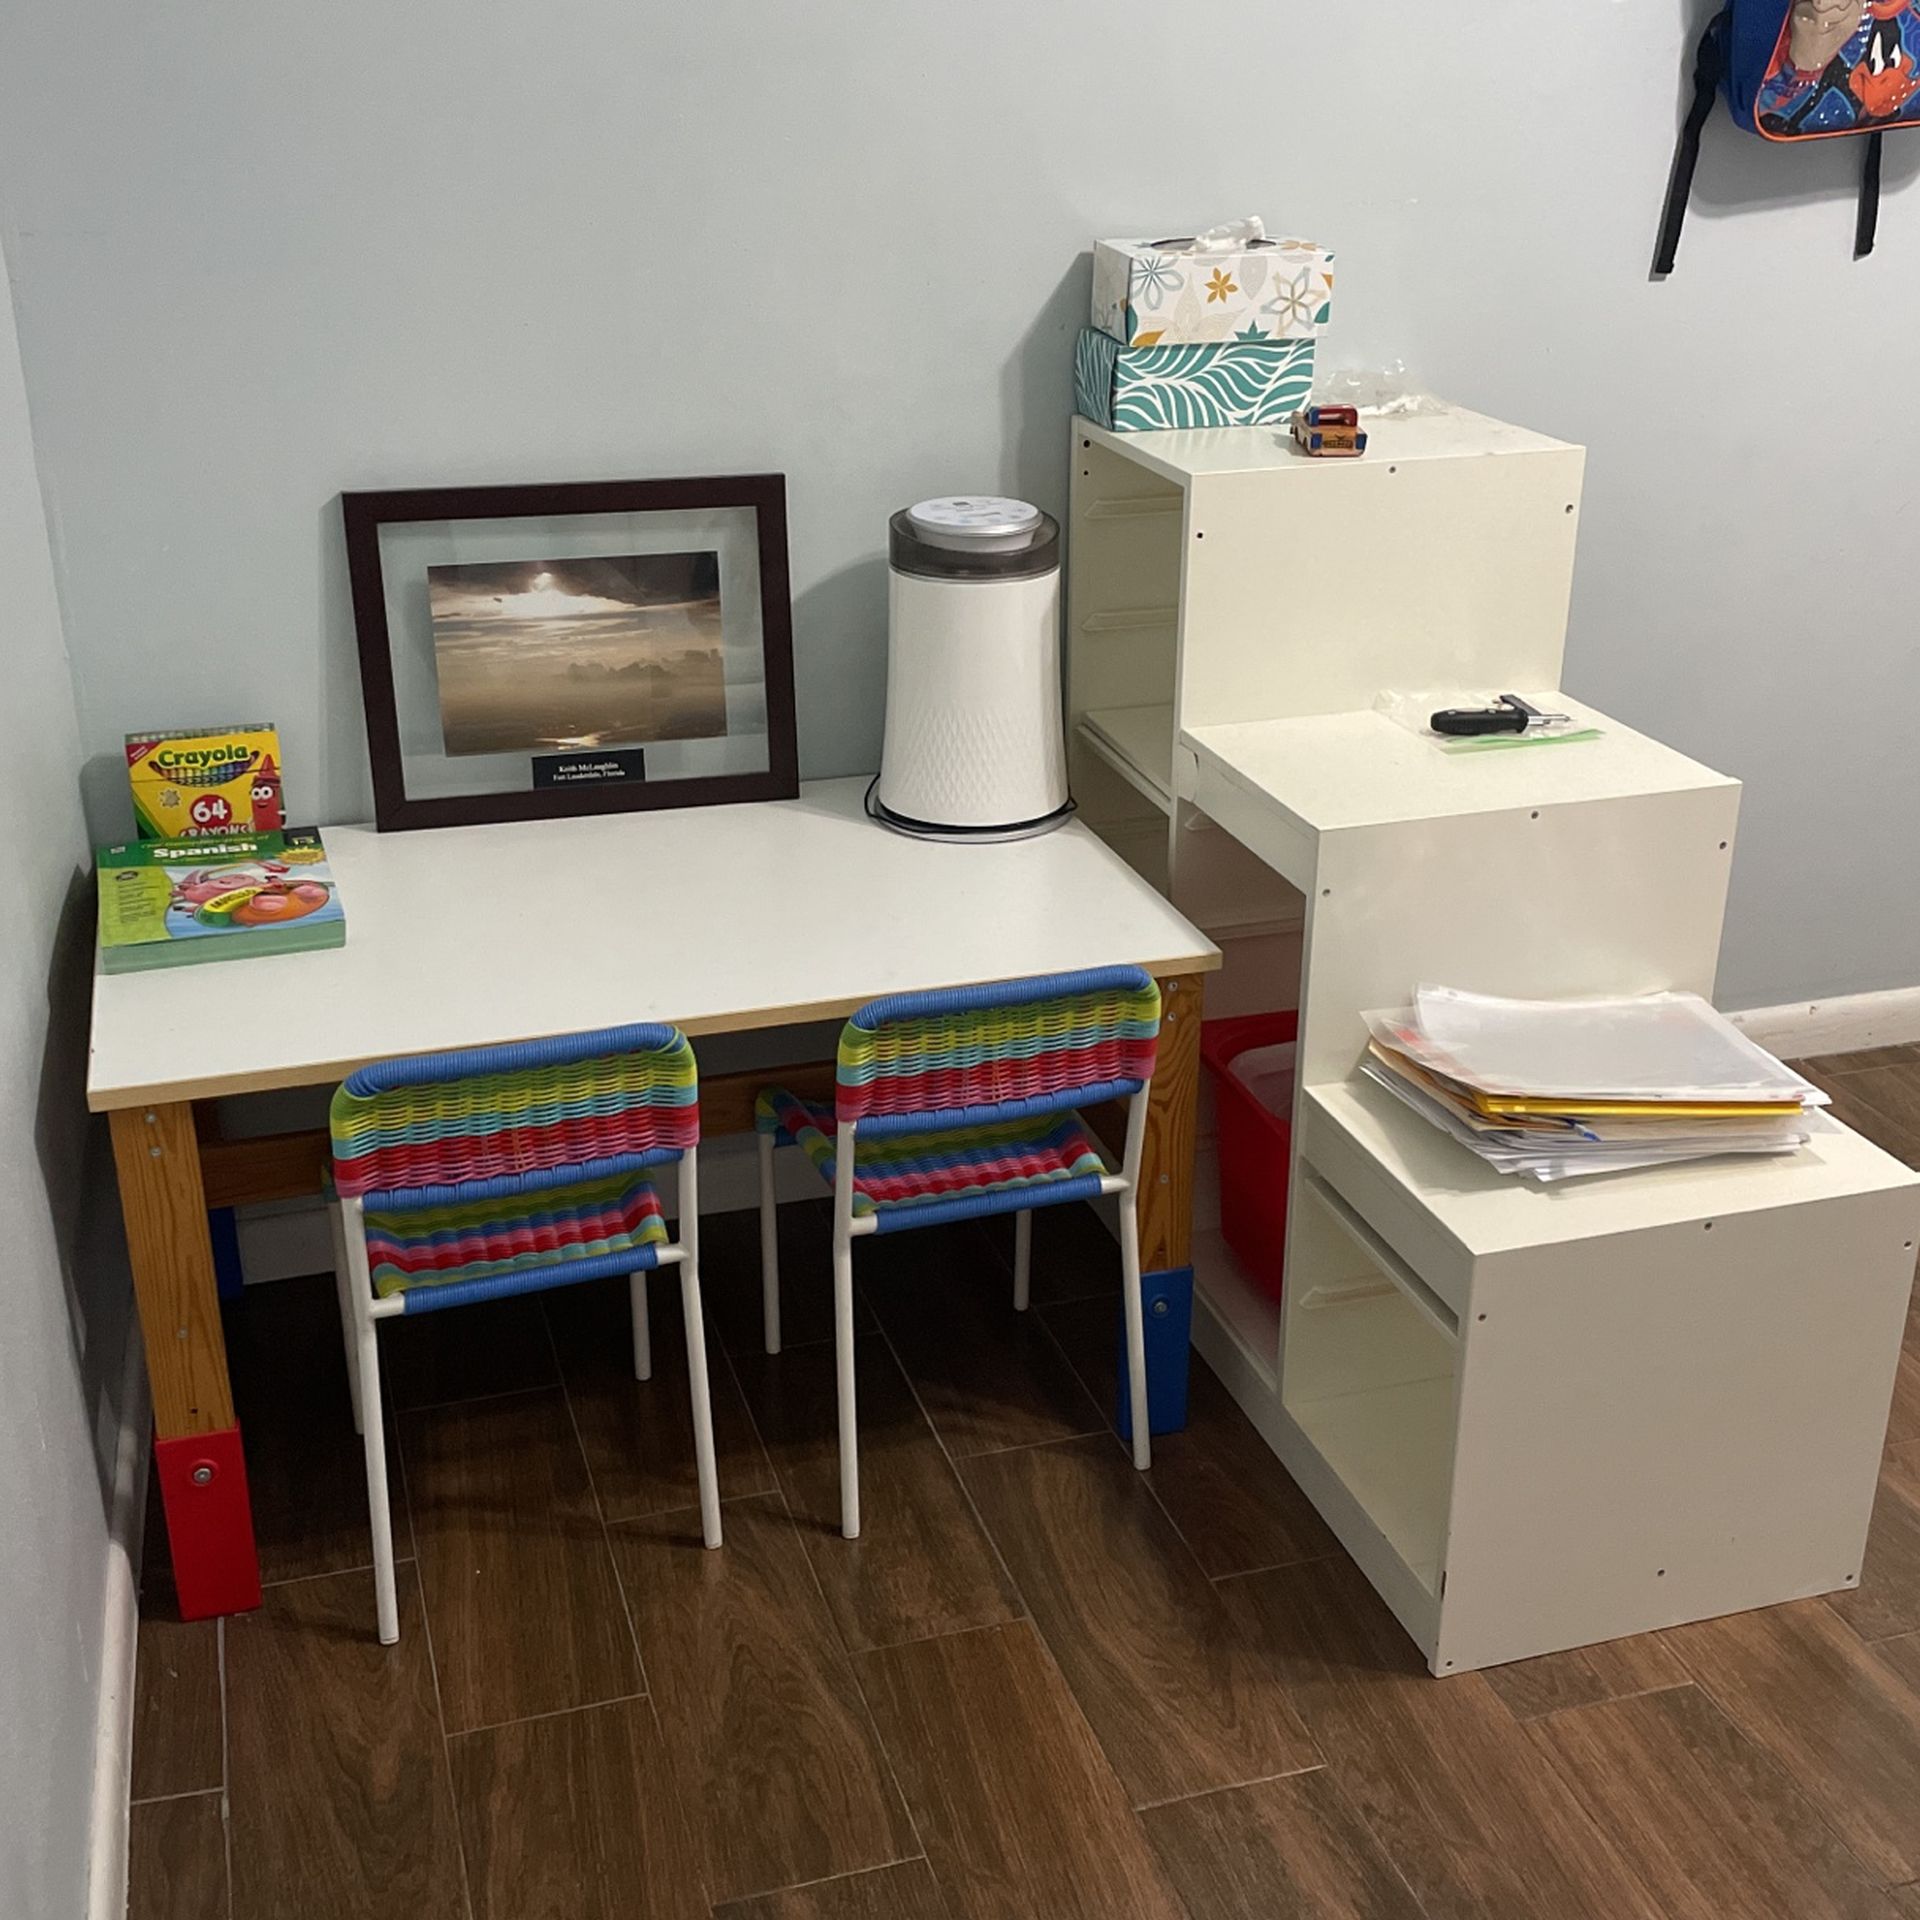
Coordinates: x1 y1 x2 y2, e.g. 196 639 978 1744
235 1131 824 1285
87 1322 151 1920
1727 985 1920 1060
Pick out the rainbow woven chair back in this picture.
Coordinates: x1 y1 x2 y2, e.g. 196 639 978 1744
331 1023 698 1210
836 966 1161 1138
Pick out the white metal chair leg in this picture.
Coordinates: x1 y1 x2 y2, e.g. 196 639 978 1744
680 1270 723 1549
357 1314 400 1643
758 1129 781 1354
832 1236 859 1537
1118 1192 1152 1472
1119 1087 1153 1471
329 1200 365 1435
832 1119 860 1538
630 1270 652 1382
1013 1209 1032 1312
676 1149 722 1548
344 1202 400 1643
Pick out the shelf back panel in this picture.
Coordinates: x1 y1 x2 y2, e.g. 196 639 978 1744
1180 443 1585 730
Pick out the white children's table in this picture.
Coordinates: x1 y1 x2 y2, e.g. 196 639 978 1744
88 776 1219 1619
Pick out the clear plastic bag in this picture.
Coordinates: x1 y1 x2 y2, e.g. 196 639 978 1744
1407 986 1823 1104
1311 358 1438 417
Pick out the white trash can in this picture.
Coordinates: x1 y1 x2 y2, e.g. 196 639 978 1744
871 495 1071 841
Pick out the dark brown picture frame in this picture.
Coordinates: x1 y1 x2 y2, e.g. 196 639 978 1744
341 475 798 831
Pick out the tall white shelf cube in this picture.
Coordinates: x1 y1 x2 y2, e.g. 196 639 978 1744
1067 407 1920 1674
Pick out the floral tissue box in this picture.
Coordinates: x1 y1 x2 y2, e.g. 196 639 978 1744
1075 329 1316 433
1092 232 1335 347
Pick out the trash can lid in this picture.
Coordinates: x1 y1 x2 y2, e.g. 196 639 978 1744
891 497 1059 580
906 496 1042 547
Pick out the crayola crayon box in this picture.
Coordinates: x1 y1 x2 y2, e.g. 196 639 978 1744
96 826 345 973
126 725 286 839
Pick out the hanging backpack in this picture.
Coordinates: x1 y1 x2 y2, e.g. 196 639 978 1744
1657 2 1920 271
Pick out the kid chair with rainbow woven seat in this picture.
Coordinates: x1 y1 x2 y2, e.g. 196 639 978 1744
328 1023 721 1643
754 967 1162 1537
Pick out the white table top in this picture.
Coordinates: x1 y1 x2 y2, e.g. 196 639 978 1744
87 777 1219 1110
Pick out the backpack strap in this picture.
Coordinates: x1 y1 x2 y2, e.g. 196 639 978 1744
1655 9 1730 275
1857 128 1885 258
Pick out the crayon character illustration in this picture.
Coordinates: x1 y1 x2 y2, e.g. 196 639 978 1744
249 754 284 831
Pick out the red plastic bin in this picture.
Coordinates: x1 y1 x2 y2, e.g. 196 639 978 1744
1200 1010 1300 1303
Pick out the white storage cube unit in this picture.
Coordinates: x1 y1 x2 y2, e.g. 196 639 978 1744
1292 1080 1918 1674
1066 405 1920 1675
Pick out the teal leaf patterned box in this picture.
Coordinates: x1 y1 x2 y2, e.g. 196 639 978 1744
1074 329 1316 433
1092 235 1335 347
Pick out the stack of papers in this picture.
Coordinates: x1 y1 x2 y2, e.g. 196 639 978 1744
1361 986 1828 1183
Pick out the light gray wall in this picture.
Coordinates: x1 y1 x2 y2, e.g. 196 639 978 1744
0 2 1915 1008
0 231 132 1920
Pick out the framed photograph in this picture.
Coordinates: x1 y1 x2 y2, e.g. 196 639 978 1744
341 475 798 830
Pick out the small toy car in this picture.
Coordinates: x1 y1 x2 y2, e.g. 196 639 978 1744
1290 404 1367 457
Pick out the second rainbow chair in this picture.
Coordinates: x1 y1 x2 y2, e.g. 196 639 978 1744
754 966 1162 1537
329 1023 721 1643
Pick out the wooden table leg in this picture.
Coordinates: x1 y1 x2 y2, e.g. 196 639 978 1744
1127 971 1205 1438
110 1102 261 1620
1140 973 1203 1275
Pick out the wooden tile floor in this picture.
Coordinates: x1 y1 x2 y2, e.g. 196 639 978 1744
129 1048 1920 1919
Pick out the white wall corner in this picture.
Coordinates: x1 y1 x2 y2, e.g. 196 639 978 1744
1727 985 1920 1060
86 1327 151 1920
